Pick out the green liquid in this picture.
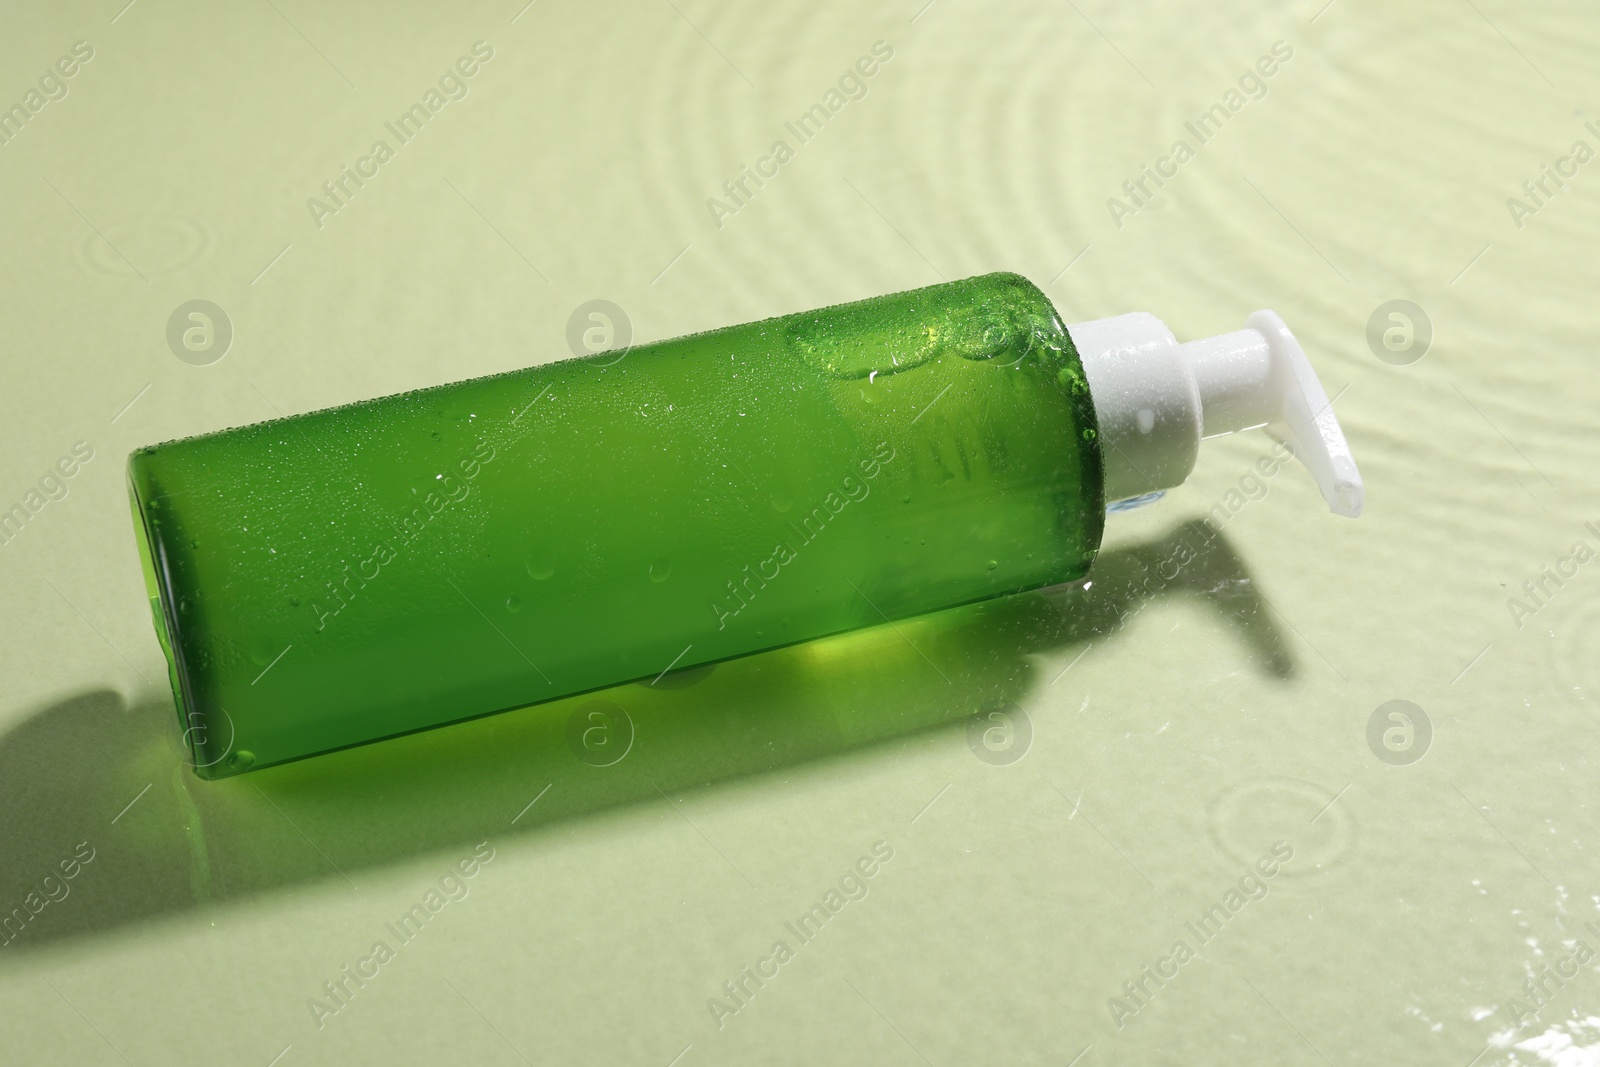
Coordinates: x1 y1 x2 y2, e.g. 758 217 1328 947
128 272 1104 777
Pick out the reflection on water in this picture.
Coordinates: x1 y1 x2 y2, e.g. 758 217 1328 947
0 520 1284 953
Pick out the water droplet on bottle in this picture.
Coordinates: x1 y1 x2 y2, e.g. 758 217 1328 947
505 596 522 613
1082 427 1098 441
229 750 256 770
986 560 998 571
524 550 555 580
649 558 672 583
1057 366 1088 393
248 639 275 665
770 493 792 513
288 595 301 608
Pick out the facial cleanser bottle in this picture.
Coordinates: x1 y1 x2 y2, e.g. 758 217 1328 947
127 273 1361 777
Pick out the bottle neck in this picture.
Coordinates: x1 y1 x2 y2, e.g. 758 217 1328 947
1070 312 1202 503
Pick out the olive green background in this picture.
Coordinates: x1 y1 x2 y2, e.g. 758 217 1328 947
1 1 1596 1064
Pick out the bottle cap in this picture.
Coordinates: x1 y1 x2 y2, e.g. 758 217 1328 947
1070 311 1362 517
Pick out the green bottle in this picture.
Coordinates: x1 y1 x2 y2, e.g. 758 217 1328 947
128 272 1360 777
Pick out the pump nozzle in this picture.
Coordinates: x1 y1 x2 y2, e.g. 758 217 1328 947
1070 311 1363 517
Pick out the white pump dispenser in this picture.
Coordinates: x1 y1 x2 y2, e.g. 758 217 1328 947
1069 311 1363 517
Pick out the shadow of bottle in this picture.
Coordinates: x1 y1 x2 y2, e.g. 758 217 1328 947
0 518 1290 956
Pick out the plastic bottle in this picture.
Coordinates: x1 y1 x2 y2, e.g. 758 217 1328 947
127 272 1360 777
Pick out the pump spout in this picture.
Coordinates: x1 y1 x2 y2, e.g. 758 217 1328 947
1070 310 1363 517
